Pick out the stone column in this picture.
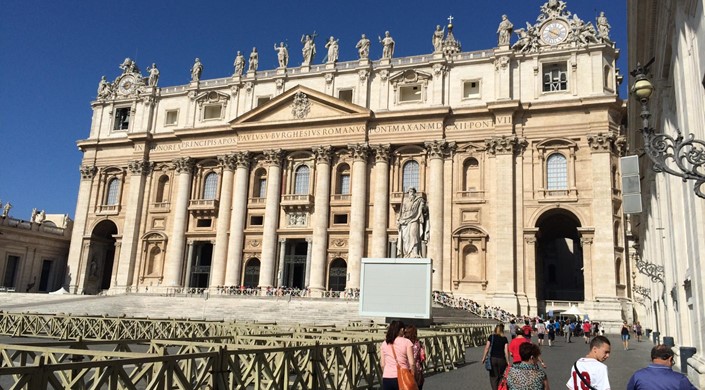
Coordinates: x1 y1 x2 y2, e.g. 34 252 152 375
309 146 333 291
425 140 448 290
347 143 369 289
259 149 283 288
210 154 236 287
305 237 313 288
371 145 390 258
225 152 250 286
485 136 521 309
523 229 539 315
578 231 595 301
184 241 194 288
164 157 194 287
115 160 151 289
277 238 286 287
66 165 97 293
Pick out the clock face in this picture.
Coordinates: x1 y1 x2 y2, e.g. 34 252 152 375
541 21 568 45
118 76 136 95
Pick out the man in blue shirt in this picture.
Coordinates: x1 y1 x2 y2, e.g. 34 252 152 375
627 344 697 389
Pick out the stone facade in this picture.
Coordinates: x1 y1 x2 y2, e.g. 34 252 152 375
628 0 705 386
66 2 627 327
0 207 71 293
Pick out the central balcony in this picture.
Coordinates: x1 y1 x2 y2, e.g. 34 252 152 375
280 194 314 212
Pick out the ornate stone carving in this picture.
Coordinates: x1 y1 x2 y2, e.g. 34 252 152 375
379 70 389 82
291 92 311 119
348 143 370 161
497 15 514 46
494 56 510 70
358 69 369 81
441 17 462 58
262 149 283 167
249 239 261 248
128 159 152 175
580 236 594 246
372 144 391 163
313 146 333 164
330 238 347 247
234 152 251 169
324 73 334 84
587 132 616 152
432 63 447 78
80 165 98 180
230 85 240 96
195 90 229 109
288 212 308 226
218 154 237 171
275 78 285 91
173 157 194 174
245 82 253 93
524 235 537 245
615 135 627 156
485 136 526 155
425 140 450 159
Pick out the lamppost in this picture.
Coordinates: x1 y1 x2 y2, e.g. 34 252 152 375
630 60 705 198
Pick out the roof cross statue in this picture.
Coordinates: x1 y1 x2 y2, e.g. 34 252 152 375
447 15 454 25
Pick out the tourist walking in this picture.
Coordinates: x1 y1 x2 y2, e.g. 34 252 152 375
582 321 592 344
404 325 426 390
635 321 643 342
506 343 550 390
563 320 572 343
621 321 631 350
509 320 517 339
481 324 510 390
566 335 611 390
380 320 416 390
547 319 556 347
536 319 546 346
508 328 529 365
627 344 697 389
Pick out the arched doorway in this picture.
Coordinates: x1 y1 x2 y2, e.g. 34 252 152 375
328 258 347 291
536 210 584 305
243 258 260 288
189 242 212 288
85 219 118 294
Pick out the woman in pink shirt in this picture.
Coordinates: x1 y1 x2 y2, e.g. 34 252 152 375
380 320 416 390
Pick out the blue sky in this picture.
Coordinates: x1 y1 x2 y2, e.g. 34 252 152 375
0 0 626 220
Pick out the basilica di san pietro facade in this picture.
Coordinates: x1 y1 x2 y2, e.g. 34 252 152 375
66 1 630 327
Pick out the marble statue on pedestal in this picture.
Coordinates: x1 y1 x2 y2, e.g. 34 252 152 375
432 25 444 53
356 34 371 59
3 202 12 218
233 51 245 76
301 32 318 66
497 15 514 46
191 58 203 82
324 36 339 63
396 187 428 258
248 48 259 72
597 11 611 41
147 63 159 87
97 76 112 99
274 42 289 68
378 31 395 59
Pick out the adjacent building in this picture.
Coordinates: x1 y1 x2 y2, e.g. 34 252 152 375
66 1 629 327
628 0 705 385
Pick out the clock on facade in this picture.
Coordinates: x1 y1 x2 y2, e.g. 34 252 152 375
118 75 136 95
540 20 569 45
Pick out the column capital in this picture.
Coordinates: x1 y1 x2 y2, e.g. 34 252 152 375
372 144 391 163
425 140 455 159
263 149 283 167
278 237 286 244
128 159 153 175
234 151 251 169
348 143 370 161
313 146 334 164
80 165 98 180
586 131 618 153
172 157 194 174
218 154 238 171
485 135 527 156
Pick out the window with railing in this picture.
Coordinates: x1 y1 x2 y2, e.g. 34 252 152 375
402 160 419 191
543 63 568 92
294 165 309 195
202 172 218 200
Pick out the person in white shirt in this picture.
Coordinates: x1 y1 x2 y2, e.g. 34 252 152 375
566 335 611 390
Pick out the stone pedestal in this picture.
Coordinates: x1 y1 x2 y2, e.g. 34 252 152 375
276 68 286 76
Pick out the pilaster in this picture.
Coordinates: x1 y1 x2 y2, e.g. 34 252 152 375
66 165 97 293
309 146 333 291
225 152 251 286
259 149 283 288
371 145 390 258
210 154 237 287
164 157 194 286
347 143 369 288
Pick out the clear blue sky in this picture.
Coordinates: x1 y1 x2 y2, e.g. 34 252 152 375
0 0 626 220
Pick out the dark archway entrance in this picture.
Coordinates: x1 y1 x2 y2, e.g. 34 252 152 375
283 239 308 289
189 242 212 288
536 210 584 304
86 220 118 294
328 258 347 291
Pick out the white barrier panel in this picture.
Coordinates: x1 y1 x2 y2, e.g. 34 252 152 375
359 258 432 319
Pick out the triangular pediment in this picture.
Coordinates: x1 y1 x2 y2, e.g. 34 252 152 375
231 85 371 128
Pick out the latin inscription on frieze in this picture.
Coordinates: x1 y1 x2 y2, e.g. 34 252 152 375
238 125 365 142
446 120 494 131
134 136 238 152
370 122 442 134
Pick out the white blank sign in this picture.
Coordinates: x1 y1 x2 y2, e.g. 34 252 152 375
359 258 432 319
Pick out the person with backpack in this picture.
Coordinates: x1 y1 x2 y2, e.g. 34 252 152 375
567 336 612 390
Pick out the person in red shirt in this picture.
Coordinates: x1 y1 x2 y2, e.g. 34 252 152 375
582 321 592 344
521 319 533 340
508 328 529 364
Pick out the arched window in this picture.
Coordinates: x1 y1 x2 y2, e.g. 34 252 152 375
294 165 310 195
202 172 218 199
328 258 347 291
402 160 419 191
253 169 267 198
546 153 568 190
336 164 351 195
243 258 261 288
462 244 481 280
106 178 120 205
155 175 170 203
463 158 480 191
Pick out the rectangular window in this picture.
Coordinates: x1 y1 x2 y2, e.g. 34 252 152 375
338 89 353 102
203 105 222 120
399 85 422 102
257 96 271 107
333 214 348 224
3 255 20 288
250 215 264 226
543 63 568 92
196 218 212 228
339 175 350 195
165 110 178 126
463 80 480 98
114 107 131 130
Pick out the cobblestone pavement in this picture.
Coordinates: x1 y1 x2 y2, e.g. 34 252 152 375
424 333 656 389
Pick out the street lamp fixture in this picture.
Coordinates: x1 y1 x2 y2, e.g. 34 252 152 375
630 60 705 198
635 256 665 285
